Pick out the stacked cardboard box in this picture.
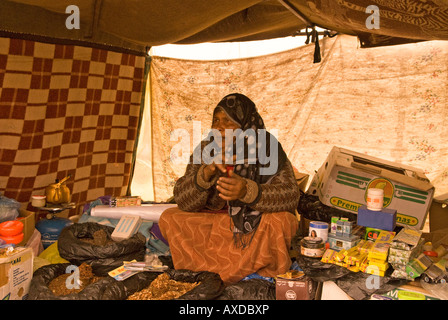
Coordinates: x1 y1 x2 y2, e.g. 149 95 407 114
365 230 395 277
307 146 434 230
327 217 362 251
388 228 424 280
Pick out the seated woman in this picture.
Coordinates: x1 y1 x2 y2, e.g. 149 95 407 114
159 93 300 284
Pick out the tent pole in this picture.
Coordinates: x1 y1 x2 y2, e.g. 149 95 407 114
277 0 312 26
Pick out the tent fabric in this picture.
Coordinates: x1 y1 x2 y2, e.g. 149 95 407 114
0 37 146 213
0 1 447 54
142 35 448 202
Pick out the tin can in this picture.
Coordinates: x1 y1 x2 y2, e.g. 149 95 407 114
300 237 325 258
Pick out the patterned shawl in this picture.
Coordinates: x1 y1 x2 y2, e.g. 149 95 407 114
207 93 287 247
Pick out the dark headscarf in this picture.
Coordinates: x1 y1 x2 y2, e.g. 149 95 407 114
210 93 287 247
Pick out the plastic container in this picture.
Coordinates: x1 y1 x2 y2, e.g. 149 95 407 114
366 188 384 211
0 220 24 236
31 195 46 207
309 221 329 242
0 232 24 244
300 237 325 258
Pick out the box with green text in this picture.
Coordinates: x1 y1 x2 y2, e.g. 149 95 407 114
307 147 434 230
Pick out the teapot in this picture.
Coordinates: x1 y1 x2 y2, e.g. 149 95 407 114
45 175 72 204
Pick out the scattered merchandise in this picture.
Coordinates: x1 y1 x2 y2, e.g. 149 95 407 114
275 270 317 300
80 229 113 246
90 203 177 222
110 196 142 207
421 258 447 284
48 262 103 296
366 188 384 211
307 146 434 229
300 237 325 258
31 195 46 208
45 175 72 204
57 222 146 276
388 228 424 280
111 214 142 241
357 205 397 231
0 196 20 223
309 221 329 242
406 253 433 279
108 260 140 281
127 272 200 300
321 230 397 277
327 217 361 251
0 220 24 244
371 287 440 300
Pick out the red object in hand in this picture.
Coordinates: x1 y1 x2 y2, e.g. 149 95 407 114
226 166 234 177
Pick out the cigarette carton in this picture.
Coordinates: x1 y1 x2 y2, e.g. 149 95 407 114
0 247 33 300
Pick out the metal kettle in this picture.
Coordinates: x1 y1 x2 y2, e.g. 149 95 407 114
45 175 72 204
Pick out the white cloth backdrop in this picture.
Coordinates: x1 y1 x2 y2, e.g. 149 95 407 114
131 35 448 202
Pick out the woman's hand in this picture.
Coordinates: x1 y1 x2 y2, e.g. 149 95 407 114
203 162 227 182
216 170 247 201
202 151 236 182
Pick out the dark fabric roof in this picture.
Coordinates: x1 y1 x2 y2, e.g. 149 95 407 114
1 0 447 54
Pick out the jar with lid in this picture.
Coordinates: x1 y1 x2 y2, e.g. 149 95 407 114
300 236 325 258
31 195 46 207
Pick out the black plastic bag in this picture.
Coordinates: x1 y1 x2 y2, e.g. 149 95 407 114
57 222 146 276
216 279 275 300
335 270 408 300
295 255 407 300
28 263 160 300
298 191 357 223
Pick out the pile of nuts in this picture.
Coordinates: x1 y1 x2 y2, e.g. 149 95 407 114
48 263 103 296
79 229 113 246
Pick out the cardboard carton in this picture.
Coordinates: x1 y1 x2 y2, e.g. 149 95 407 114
0 247 34 300
429 193 448 232
276 272 318 300
307 146 434 229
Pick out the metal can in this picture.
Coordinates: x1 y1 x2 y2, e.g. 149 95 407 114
309 221 329 242
300 236 325 258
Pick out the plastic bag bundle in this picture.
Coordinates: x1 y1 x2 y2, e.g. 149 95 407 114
29 264 224 300
0 196 20 223
57 222 146 276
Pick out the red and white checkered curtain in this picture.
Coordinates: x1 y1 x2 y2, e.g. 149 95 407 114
0 37 147 215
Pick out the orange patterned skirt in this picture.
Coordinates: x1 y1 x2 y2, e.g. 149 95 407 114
159 207 298 284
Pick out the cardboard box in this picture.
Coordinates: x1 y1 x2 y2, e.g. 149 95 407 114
17 209 35 246
0 247 34 300
276 274 318 300
307 146 434 230
429 193 448 232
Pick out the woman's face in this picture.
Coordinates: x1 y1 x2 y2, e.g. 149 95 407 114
212 110 240 139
